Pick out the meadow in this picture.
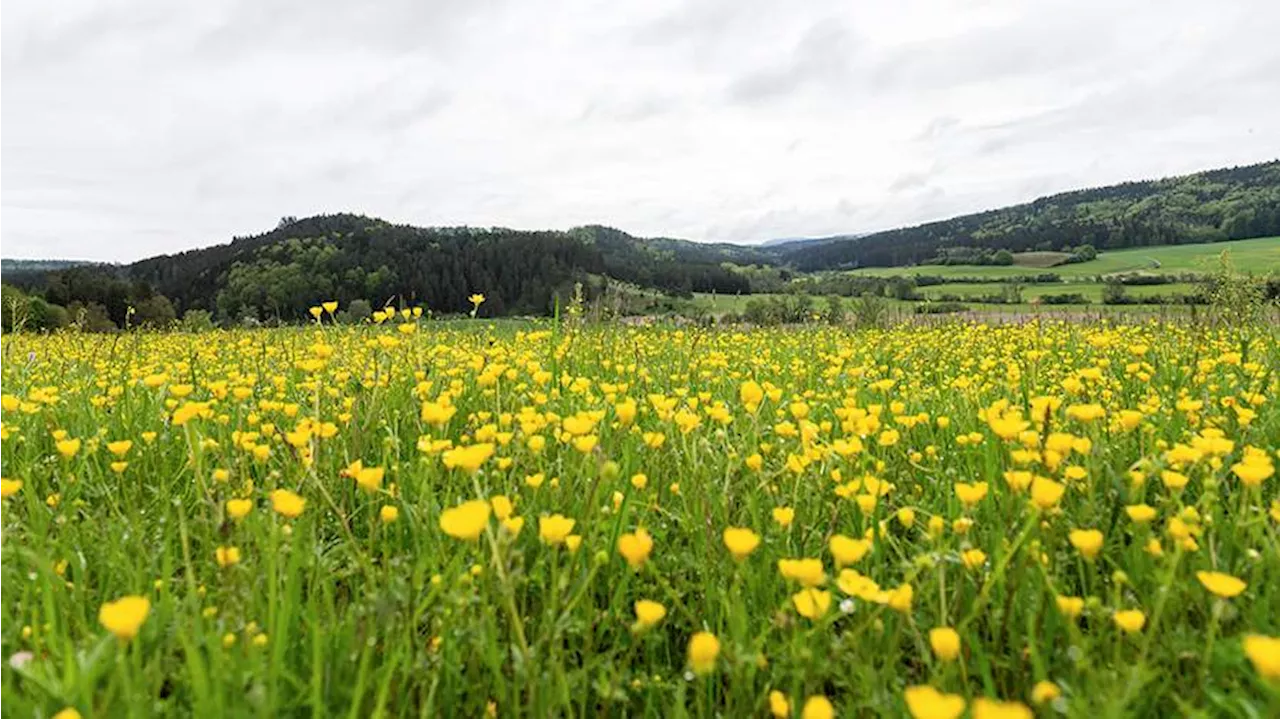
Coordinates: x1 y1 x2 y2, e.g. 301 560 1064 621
847 237 1280 280
2 309 1278 717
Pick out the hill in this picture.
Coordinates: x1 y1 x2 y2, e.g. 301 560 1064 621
779 160 1280 269
0 258 102 278
4 215 768 327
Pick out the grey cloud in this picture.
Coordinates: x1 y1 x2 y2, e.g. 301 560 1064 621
725 21 858 104
192 0 504 61
578 95 675 123
889 172 929 193
915 116 959 141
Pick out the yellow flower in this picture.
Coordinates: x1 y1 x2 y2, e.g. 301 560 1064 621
1242 634 1280 681
1144 537 1164 556
633 599 666 630
1068 529 1103 559
1029 477 1065 510
99 595 150 641
954 482 988 506
961 548 987 570
1055 595 1085 620
769 690 791 718
835 569 882 601
618 528 653 568
772 506 795 528
1030 681 1061 704
1125 504 1157 523
441 443 495 474
887 583 914 613
801 695 834 719
829 534 871 566
929 626 961 662
106 440 133 457
215 546 241 567
56 438 81 459
538 514 576 546
1112 609 1146 633
270 489 305 518
971 698 1033 719
1232 459 1274 487
722 527 761 560
380 505 399 524
1160 470 1189 491
490 495 514 520
904 685 965 719
1065 403 1105 422
564 535 582 553
740 380 764 410
792 588 831 619
53 709 83 719
322 301 338 314
355 466 384 493
897 507 916 527
1196 571 1246 599
226 498 253 520
420 401 457 427
469 293 486 307
778 558 826 587
439 499 491 541
687 631 720 675
0 478 22 498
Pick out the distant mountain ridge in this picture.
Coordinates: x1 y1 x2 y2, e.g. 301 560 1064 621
1 259 103 276
777 160 1280 269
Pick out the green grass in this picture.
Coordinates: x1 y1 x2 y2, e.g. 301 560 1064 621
2 320 1279 716
847 237 1280 280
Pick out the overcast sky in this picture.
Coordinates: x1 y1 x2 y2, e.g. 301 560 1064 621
3 0 1278 261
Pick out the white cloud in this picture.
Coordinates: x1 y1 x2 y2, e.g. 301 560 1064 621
3 0 1278 260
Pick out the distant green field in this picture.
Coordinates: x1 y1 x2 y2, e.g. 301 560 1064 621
918 281 1200 303
848 236 1280 279
689 290 1207 317
1011 251 1073 268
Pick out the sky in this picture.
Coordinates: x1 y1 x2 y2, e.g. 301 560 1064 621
3 0 1279 262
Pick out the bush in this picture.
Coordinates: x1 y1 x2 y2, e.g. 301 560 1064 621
915 302 969 314
1038 293 1090 305
181 309 215 332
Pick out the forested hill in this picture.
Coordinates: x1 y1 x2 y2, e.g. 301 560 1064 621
780 160 1280 269
4 215 768 327
0 259 101 277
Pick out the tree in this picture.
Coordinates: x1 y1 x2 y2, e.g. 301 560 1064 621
134 294 176 328
338 299 372 324
68 301 116 331
1102 282 1129 305
180 309 215 332
993 249 1015 265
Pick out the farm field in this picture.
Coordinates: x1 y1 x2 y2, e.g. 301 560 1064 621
915 282 1201 303
846 236 1280 280
2 315 1278 717
690 291 1207 317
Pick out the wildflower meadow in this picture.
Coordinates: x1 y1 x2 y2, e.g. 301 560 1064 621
2 308 1278 717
